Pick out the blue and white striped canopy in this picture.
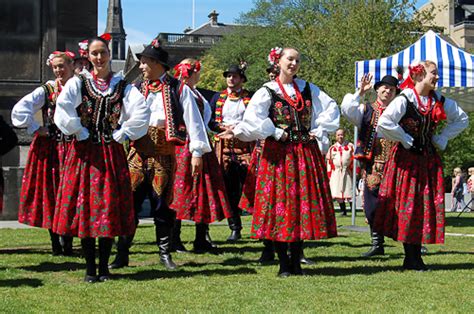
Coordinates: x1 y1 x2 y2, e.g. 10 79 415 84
355 30 474 89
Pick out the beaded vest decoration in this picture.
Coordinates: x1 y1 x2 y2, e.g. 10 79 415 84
77 74 126 144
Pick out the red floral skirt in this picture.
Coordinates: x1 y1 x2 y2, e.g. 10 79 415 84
250 139 337 242
238 141 264 214
169 141 232 223
53 139 136 238
18 135 61 228
374 145 445 244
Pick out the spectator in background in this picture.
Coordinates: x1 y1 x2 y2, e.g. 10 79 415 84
451 167 465 212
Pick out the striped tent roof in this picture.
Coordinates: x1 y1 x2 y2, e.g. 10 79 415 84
355 30 474 111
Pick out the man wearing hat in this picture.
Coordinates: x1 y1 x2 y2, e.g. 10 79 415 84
341 74 398 257
209 64 254 242
109 38 211 270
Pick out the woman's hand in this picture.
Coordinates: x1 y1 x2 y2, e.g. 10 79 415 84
218 129 235 140
280 131 289 142
191 156 203 176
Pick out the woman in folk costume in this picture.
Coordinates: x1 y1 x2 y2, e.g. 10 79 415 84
219 47 339 276
12 51 76 256
375 60 468 271
53 36 149 282
169 58 232 252
326 129 354 216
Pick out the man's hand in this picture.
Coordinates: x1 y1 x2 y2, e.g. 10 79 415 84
359 73 373 97
191 156 203 176
218 129 235 140
280 131 288 142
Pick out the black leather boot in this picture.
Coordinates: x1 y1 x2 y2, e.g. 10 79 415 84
193 223 216 253
170 219 188 253
81 238 97 283
61 236 73 256
258 239 275 263
289 241 304 275
109 235 134 269
403 243 424 271
361 228 385 257
98 238 113 282
205 224 217 248
414 244 429 271
274 241 291 277
49 229 62 256
156 226 177 270
227 217 242 242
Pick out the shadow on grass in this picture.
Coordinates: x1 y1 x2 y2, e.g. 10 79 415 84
304 262 474 276
0 278 43 288
19 262 84 272
445 216 474 228
0 248 55 255
115 266 257 281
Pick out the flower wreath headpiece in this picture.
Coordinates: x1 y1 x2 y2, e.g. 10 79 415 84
268 47 283 65
173 60 201 79
46 50 76 66
399 60 426 90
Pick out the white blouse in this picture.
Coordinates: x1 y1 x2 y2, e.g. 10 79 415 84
377 89 469 150
145 74 211 157
54 71 150 144
191 88 212 127
233 78 340 152
11 80 56 134
221 88 247 126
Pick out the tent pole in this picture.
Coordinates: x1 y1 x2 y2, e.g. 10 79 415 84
351 125 358 226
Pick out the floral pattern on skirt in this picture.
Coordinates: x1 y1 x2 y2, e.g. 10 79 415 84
170 141 232 223
53 139 136 238
238 141 264 215
18 135 61 228
374 144 445 244
251 139 337 242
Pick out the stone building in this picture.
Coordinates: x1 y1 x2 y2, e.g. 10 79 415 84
0 0 97 219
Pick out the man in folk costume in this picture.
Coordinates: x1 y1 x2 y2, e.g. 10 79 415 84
209 64 254 242
109 39 211 270
341 74 398 257
326 129 355 216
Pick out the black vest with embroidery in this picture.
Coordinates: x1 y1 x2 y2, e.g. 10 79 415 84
265 82 313 143
41 83 72 142
398 94 442 153
77 74 126 144
355 103 380 161
137 75 187 144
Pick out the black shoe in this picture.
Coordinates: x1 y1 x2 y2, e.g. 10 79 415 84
277 271 291 278
171 241 188 253
109 254 129 269
227 230 242 242
160 255 177 270
84 275 98 283
61 236 74 256
420 246 428 255
49 230 63 256
300 253 315 265
361 231 385 257
258 250 275 263
193 240 217 254
156 226 178 270
98 275 111 282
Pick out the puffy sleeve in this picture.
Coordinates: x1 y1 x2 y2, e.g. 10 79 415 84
180 85 212 157
11 86 46 134
233 87 283 141
377 95 414 149
431 97 469 150
54 76 90 140
309 84 340 152
112 84 149 143
341 91 364 128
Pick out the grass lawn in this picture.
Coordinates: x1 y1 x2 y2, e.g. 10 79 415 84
0 213 473 313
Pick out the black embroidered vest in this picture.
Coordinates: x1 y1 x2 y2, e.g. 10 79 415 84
265 82 313 143
41 82 72 142
355 103 380 161
137 75 187 144
77 74 126 143
398 94 443 153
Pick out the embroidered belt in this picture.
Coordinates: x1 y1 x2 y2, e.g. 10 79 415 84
288 130 313 143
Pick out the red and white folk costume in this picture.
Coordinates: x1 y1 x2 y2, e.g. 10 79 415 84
169 87 231 223
233 78 340 242
327 141 354 201
375 88 468 245
12 79 71 229
53 70 149 238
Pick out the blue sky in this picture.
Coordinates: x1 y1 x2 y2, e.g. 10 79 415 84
98 0 430 45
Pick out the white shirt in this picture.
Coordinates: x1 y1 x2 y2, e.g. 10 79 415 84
54 70 150 144
233 78 340 152
11 80 56 134
377 89 469 150
221 88 247 126
145 74 211 157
